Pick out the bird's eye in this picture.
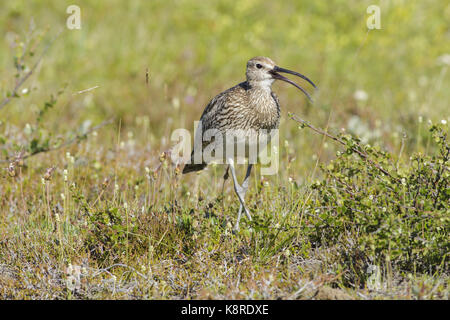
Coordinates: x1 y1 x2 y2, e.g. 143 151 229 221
256 64 263 69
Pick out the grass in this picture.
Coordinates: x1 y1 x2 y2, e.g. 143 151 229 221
0 0 449 299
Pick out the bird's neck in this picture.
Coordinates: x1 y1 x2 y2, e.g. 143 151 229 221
247 79 274 93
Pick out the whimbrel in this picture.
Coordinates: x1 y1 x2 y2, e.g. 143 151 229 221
183 56 316 231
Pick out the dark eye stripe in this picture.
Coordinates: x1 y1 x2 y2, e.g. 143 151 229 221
256 64 263 69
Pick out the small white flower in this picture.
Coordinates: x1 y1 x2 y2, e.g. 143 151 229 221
61 193 65 200
441 119 447 125
21 88 29 94
145 166 150 174
66 152 71 159
172 97 180 109
123 202 128 209
366 264 377 274
66 275 76 291
24 123 32 135
437 54 450 66
353 90 368 102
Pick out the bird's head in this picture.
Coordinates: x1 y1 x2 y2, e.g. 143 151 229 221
246 56 317 101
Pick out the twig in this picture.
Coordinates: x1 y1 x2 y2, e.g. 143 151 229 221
0 30 62 111
72 85 100 95
1 118 114 163
289 113 399 182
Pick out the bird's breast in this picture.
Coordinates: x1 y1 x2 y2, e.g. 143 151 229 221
249 91 280 131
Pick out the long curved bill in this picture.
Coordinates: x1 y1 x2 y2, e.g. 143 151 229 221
270 66 317 102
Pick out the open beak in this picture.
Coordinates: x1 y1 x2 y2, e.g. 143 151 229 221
270 66 317 102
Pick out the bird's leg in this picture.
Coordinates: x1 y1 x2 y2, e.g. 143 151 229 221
221 165 230 211
223 165 230 180
221 165 229 194
234 164 253 231
227 158 252 231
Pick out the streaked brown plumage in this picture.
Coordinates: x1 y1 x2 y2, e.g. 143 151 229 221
183 56 316 231
182 80 280 173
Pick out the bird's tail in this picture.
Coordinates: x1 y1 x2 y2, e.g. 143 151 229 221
182 162 207 174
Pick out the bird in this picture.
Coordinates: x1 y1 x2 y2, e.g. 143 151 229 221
182 56 316 231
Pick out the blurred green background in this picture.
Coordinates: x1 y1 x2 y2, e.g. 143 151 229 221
1 0 449 169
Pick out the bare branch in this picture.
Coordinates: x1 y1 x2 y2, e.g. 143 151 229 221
0 30 62 111
289 112 399 182
1 118 114 163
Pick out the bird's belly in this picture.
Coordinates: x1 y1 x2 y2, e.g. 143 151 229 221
202 128 275 165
